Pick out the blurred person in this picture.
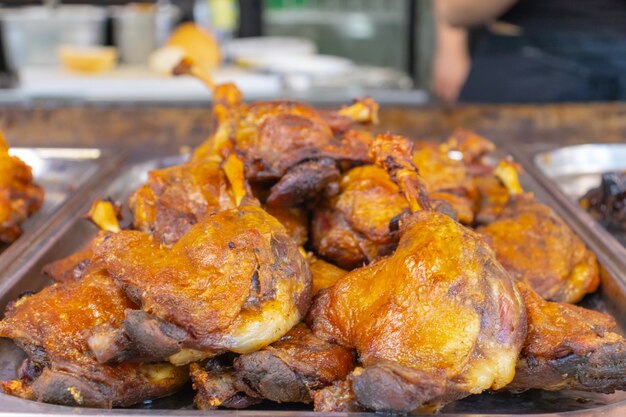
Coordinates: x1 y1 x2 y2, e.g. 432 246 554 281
432 0 470 103
432 0 626 103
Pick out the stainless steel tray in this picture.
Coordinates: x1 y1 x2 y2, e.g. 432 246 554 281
1 153 626 416
0 148 124 276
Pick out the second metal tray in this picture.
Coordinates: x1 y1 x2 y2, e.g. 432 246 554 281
0 147 124 277
0 152 626 416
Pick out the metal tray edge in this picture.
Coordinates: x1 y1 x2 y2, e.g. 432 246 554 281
0 148 127 281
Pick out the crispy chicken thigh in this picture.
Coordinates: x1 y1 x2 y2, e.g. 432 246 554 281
130 160 236 245
92 162 312 366
0 133 44 243
311 134 491 269
509 283 626 393
0 272 188 407
311 165 408 269
191 258 352 408
309 134 526 413
478 162 599 303
176 61 377 208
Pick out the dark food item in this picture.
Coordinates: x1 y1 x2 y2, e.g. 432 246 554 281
580 171 626 245
233 323 355 404
190 358 261 410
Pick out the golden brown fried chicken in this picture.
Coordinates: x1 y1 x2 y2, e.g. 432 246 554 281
93 203 311 366
176 61 377 208
311 133 492 269
309 256 348 294
309 134 526 413
264 205 309 247
191 258 352 408
509 283 626 393
42 232 108 283
91 156 312 366
0 132 44 243
0 272 188 407
130 159 236 245
311 165 408 269
477 161 599 303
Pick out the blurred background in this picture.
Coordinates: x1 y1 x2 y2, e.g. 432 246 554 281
0 0 433 104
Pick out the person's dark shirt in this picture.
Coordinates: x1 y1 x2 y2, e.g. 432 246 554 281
501 0 626 34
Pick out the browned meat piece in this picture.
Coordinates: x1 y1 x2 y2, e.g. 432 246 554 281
309 256 348 294
0 132 44 243
0 272 188 407
233 323 355 404
264 205 309 247
309 134 526 413
177 65 377 209
311 132 490 270
312 380 363 412
509 283 626 393
477 162 599 303
130 159 236 245
93 202 311 366
190 359 261 410
474 174 511 224
265 158 340 208
311 165 408 269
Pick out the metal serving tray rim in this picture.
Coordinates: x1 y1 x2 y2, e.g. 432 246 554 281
1 152 626 417
0 147 125 280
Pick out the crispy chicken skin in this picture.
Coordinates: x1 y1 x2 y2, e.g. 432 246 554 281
130 160 236 245
192 259 352 408
93 203 312 366
510 283 626 393
185 76 377 208
0 272 188 407
311 134 491 269
311 165 408 269
479 196 599 303
42 232 108 283
309 134 526 413
477 163 599 303
0 133 44 243
309 256 348 295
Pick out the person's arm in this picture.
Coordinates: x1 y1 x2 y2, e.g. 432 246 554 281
431 0 470 103
437 0 518 27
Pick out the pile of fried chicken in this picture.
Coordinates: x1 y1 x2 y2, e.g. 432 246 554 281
0 132 44 244
1 68 624 413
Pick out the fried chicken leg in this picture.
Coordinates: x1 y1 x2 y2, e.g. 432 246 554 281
477 161 599 303
509 283 626 393
91 155 312 366
0 272 188 407
176 60 377 208
309 134 526 413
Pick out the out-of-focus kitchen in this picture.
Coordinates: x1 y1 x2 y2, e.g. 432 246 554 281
0 0 427 104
